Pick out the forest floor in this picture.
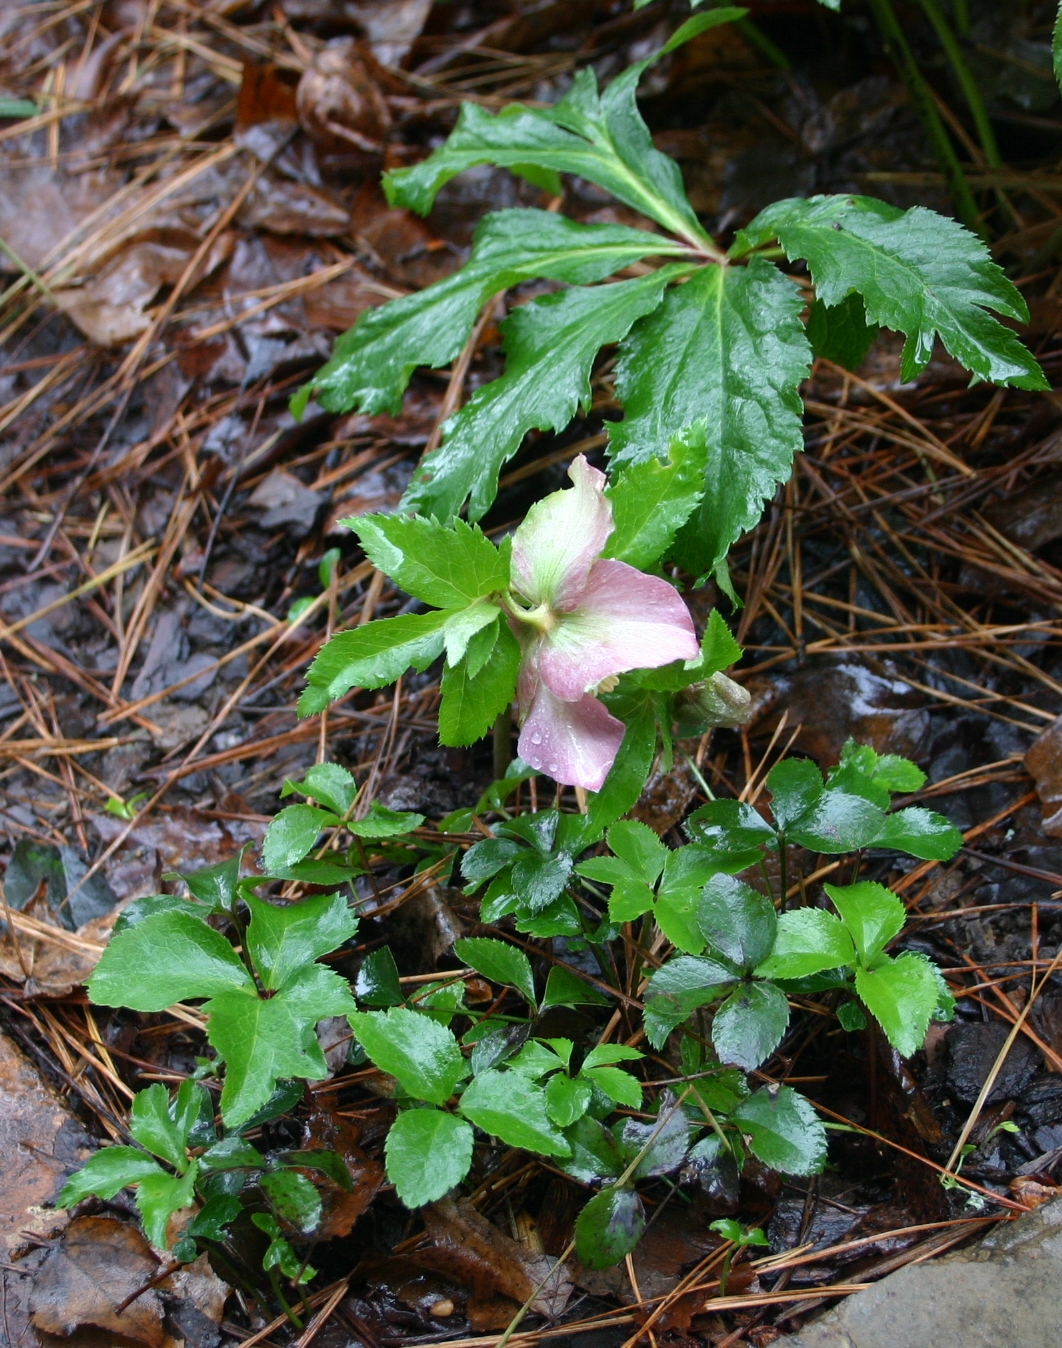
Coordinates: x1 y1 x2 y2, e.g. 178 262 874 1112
2 2 1062 1346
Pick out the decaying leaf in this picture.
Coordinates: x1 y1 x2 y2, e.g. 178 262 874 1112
297 39 391 154
29 1216 166 1346
416 1198 572 1319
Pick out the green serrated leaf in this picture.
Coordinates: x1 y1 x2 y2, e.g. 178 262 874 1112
130 1085 188 1171
439 619 520 747
286 763 357 816
56 1147 164 1208
575 1187 645 1269
603 426 707 570
355 946 403 1006
610 258 811 582
542 965 610 1007
825 881 905 965
582 1065 642 1109
136 1164 198 1249
458 1069 571 1156
208 964 356 1127
180 854 242 909
639 609 743 693
735 194 1046 389
605 820 668 887
698 874 777 971
386 67 710 245
731 1085 827 1175
711 981 789 1071
350 1007 465 1104
875 807 963 861
579 689 658 846
261 1169 322 1234
855 952 946 1057
545 1072 593 1126
298 608 455 716
297 211 686 418
262 805 340 872
806 293 878 371
755 908 856 980
766 758 823 829
788 791 887 854
350 515 508 609
347 801 425 839
385 1108 475 1207
511 847 573 913
454 936 536 1007
559 1114 626 1182
404 266 687 523
245 892 357 991
88 911 252 1011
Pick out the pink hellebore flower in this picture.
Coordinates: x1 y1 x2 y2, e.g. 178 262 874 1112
508 455 699 792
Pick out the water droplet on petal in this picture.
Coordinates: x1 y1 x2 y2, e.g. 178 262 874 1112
530 732 542 745
549 762 559 773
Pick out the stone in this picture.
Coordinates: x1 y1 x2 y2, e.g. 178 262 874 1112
778 1194 1062 1348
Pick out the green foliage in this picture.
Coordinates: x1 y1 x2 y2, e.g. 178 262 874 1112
454 936 537 1007
406 265 690 522
603 427 708 571
734 194 1047 389
351 515 509 608
349 1007 465 1104
384 1109 475 1207
611 257 811 585
575 1187 645 1269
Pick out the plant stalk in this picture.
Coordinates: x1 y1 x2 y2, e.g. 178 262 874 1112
865 0 982 237
914 0 1000 167
493 705 513 783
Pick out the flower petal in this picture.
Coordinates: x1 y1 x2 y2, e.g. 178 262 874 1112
518 683 625 792
510 455 613 612
537 559 699 700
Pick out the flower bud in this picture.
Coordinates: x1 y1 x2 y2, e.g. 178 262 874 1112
673 672 751 734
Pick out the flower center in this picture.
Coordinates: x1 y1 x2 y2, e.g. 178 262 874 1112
503 592 557 634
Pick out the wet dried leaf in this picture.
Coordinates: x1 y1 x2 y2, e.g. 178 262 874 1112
302 1100 385 1239
297 39 391 154
235 62 299 162
1025 714 1062 836
417 1198 572 1318
30 1216 165 1346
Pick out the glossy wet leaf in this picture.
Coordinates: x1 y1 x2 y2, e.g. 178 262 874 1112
459 1069 571 1156
88 910 253 1011
282 762 357 816
297 608 454 715
574 1186 645 1270
806 292 878 371
698 874 777 971
766 758 824 829
735 194 1046 389
611 259 810 584
245 891 358 991
406 266 687 523
262 804 340 871
874 807 963 861
787 791 887 854
385 1108 475 1207
711 980 790 1071
755 908 856 980
825 881 906 965
209 964 357 1127
355 946 403 1006
351 514 509 609
855 952 946 1057
542 965 610 1008
439 620 521 747
731 1085 827 1175
56 1147 164 1207
511 847 573 913
346 801 425 839
350 1008 466 1105
261 1169 322 1234
581 1065 641 1109
454 937 536 1007
559 1114 626 1183
129 1084 188 1171
619 1091 690 1177
136 1166 198 1250
603 427 707 571
297 210 687 418
545 1072 593 1126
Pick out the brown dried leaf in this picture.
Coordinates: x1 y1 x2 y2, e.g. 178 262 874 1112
1025 714 1062 837
235 61 299 162
29 1217 164 1346
416 1198 571 1319
297 39 391 154
302 1100 384 1240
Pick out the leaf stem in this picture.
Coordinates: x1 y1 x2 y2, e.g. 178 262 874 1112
913 0 1000 167
865 0 983 237
493 705 513 784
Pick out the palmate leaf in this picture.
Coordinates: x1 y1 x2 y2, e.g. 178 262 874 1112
294 210 688 418
609 258 811 584
734 194 1047 389
404 265 689 522
208 964 356 1127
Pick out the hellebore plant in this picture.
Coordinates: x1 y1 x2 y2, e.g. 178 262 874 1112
300 454 718 795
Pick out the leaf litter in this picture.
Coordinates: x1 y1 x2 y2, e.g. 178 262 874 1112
2 0 1062 1345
